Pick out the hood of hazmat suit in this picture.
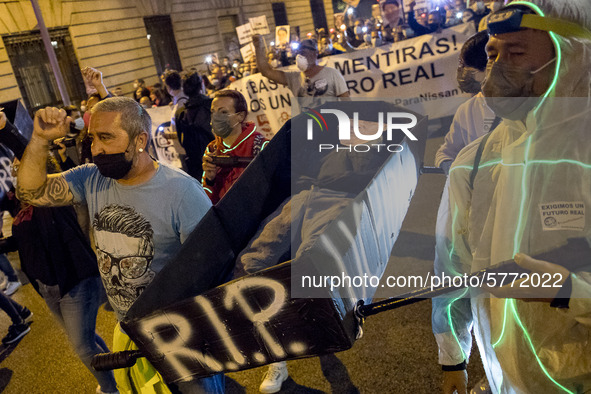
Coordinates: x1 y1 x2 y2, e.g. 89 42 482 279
432 1 591 393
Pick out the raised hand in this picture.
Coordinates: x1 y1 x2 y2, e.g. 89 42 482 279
82 67 104 90
252 34 263 47
34 107 70 142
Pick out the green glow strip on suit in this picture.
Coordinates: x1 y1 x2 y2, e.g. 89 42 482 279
491 299 509 348
447 288 470 362
512 136 532 257
445 205 468 360
530 159 591 168
449 159 506 173
509 299 575 394
447 205 460 274
510 1 562 108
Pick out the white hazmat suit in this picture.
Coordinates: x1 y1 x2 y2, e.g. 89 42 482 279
432 0 591 393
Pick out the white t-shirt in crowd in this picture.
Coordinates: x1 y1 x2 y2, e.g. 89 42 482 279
284 66 348 98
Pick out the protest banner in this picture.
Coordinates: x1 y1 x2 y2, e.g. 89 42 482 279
229 24 473 137
249 15 270 35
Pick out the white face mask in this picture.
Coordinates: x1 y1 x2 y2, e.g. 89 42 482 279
80 105 87 112
73 117 85 131
355 26 363 35
270 59 281 68
296 54 309 72
133 83 139 89
491 2 503 12
364 34 372 44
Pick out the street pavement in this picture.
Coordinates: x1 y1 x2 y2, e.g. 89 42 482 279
0 124 485 393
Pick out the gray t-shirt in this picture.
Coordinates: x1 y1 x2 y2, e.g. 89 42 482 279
285 66 348 98
64 162 211 319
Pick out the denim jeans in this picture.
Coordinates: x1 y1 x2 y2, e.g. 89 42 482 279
38 276 118 392
0 290 24 323
0 253 18 282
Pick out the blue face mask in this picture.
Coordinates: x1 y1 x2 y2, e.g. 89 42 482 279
73 117 85 131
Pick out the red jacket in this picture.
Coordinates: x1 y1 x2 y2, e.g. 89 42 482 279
202 122 268 204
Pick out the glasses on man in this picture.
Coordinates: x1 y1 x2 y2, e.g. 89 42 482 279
97 249 152 279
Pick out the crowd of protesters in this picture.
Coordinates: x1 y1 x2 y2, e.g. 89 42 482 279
126 0 502 108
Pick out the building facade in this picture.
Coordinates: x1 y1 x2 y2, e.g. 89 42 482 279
0 0 335 112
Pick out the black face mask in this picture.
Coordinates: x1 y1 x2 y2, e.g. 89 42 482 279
92 150 133 179
428 22 440 31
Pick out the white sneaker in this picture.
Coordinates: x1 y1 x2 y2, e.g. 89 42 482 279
4 281 21 296
259 361 288 393
96 385 119 394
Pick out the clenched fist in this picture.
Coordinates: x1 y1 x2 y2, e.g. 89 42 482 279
252 34 263 48
82 67 104 90
34 107 70 142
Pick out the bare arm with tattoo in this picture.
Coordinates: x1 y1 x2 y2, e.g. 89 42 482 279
16 107 75 206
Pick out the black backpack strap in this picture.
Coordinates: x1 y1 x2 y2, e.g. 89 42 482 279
489 116 502 133
468 134 491 190
468 116 502 190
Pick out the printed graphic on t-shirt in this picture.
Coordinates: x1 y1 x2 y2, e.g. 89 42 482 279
298 78 329 97
93 204 156 315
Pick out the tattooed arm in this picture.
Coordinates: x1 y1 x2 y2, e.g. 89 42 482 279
16 107 75 207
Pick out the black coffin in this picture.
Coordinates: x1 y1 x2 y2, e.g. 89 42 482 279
120 101 429 384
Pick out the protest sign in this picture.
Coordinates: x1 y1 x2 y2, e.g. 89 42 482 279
249 15 270 35
240 43 255 63
236 23 254 45
275 25 290 47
